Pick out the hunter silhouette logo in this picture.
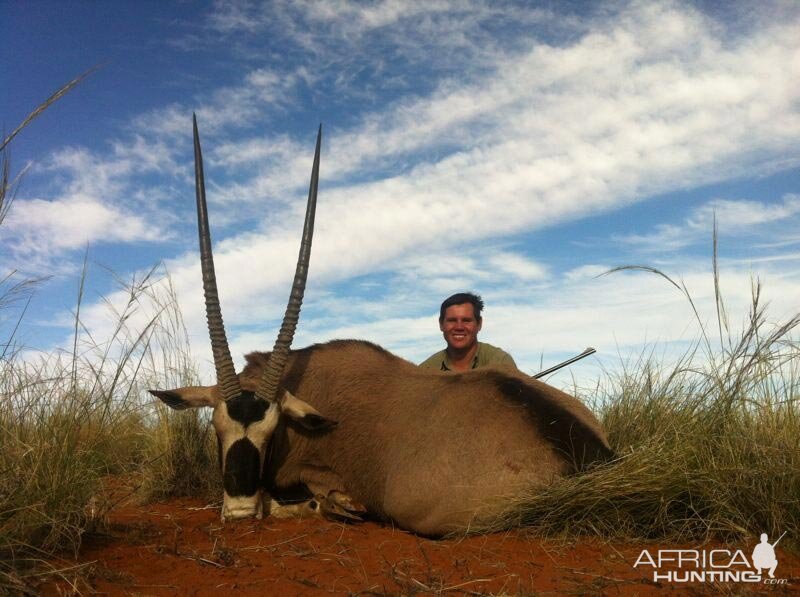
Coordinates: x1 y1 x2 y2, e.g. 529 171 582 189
752 532 785 579
633 532 789 585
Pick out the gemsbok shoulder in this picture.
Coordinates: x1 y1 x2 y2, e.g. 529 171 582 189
150 117 613 536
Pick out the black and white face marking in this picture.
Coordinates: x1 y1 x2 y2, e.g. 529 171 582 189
212 391 280 521
149 386 336 521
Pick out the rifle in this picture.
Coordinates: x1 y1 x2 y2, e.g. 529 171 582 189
533 347 596 379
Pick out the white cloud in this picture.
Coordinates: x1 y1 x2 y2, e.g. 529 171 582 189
111 135 180 177
301 0 457 30
205 0 555 71
131 66 309 143
617 194 800 251
2 143 176 272
4 195 161 257
206 0 265 34
695 196 800 229
46 147 131 198
186 0 800 229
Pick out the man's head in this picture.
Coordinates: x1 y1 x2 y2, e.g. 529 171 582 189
438 292 484 324
438 292 484 353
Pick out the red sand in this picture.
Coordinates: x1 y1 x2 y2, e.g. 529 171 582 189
43 491 799 595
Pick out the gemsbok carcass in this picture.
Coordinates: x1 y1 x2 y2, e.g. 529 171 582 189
150 117 613 536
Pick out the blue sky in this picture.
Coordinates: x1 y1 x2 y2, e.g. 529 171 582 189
2 0 799 388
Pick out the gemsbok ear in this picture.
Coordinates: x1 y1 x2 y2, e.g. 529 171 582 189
281 390 337 431
149 386 219 410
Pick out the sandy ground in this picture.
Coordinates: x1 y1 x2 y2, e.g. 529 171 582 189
42 489 799 596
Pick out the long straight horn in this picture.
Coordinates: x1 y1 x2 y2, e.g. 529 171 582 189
256 124 322 403
193 114 241 402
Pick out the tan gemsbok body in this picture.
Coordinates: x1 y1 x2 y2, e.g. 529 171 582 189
150 118 613 536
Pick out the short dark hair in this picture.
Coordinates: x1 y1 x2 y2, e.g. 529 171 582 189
439 292 484 323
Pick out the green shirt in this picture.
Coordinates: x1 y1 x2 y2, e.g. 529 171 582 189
419 342 518 371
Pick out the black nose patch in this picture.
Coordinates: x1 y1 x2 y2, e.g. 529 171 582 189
224 438 260 496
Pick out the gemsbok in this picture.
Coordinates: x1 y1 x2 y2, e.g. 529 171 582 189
150 117 613 536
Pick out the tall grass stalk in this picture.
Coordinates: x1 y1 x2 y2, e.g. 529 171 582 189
0 68 96 154
1 68 96 228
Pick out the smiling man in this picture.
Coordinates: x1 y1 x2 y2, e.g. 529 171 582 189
419 292 517 372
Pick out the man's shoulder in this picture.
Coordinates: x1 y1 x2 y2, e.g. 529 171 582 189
477 341 510 355
476 342 517 367
419 350 447 370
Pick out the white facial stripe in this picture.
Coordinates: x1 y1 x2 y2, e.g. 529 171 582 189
246 403 280 467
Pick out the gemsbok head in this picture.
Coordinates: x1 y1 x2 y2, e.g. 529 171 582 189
149 117 334 521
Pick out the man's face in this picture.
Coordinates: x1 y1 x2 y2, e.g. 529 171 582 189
439 303 482 352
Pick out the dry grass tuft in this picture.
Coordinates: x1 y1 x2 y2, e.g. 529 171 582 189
0 264 200 590
477 249 799 549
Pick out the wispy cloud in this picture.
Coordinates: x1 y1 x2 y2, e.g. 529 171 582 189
3 194 163 272
3 143 177 272
130 66 312 143
185 0 800 215
205 0 561 71
616 194 800 251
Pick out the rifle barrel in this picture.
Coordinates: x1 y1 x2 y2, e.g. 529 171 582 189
533 347 596 379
